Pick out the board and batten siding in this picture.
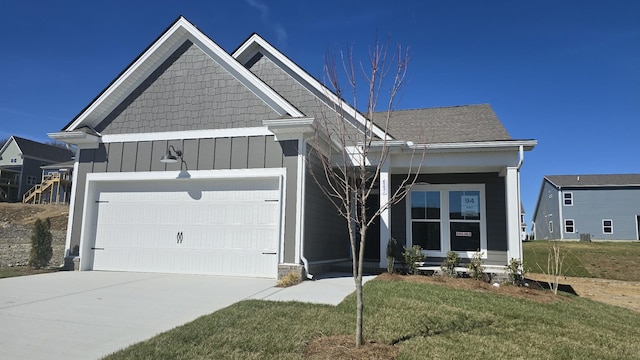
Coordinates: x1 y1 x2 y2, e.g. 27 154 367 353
70 135 299 263
391 172 509 265
561 187 640 240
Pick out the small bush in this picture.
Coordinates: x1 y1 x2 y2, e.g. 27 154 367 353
467 250 484 280
402 245 425 275
440 251 460 277
277 272 302 287
29 218 53 269
506 258 524 286
386 237 397 274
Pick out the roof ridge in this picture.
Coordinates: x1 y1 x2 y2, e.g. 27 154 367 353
375 103 491 113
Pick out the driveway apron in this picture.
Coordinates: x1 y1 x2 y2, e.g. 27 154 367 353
0 271 275 360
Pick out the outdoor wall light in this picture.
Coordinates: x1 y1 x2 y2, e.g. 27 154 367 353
160 145 183 164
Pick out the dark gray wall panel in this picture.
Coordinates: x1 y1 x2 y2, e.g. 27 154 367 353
135 142 152 171
214 138 231 169
248 136 266 168
150 141 168 171
96 41 279 135
303 147 350 262
182 139 199 171
121 142 138 172
265 137 283 168
230 137 248 169
106 143 123 172
282 140 299 263
198 138 215 170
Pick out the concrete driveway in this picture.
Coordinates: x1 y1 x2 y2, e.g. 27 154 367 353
0 271 276 359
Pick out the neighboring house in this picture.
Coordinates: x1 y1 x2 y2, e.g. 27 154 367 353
532 174 640 241
49 17 536 279
0 136 74 202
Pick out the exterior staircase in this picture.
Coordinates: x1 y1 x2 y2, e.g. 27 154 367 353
23 173 71 204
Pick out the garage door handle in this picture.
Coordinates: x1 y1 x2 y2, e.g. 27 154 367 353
262 252 276 255
91 247 105 250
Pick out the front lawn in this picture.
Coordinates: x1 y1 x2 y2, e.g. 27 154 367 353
523 241 640 281
104 276 640 359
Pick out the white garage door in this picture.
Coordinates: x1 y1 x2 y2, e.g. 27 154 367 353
89 177 281 278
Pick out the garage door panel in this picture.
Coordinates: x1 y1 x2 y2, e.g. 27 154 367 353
90 177 281 278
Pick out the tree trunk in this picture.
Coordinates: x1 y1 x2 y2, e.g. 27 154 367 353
355 224 367 346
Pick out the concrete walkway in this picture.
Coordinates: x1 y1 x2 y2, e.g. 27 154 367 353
0 271 369 359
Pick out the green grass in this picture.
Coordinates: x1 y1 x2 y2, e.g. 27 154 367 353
523 241 640 281
0 267 56 279
104 278 640 360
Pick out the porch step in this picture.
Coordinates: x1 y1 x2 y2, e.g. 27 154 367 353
329 260 384 275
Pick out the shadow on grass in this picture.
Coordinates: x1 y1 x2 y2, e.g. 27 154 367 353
525 277 577 295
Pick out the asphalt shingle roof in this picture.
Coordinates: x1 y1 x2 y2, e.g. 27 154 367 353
12 136 74 163
372 104 512 143
545 174 640 187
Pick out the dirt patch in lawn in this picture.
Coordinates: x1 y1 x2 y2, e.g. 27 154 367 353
376 273 569 304
526 273 640 312
305 335 398 360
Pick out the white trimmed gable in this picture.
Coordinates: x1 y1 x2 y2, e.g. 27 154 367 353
233 34 393 141
64 17 303 132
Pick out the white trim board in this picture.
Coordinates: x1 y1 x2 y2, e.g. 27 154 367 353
100 127 274 143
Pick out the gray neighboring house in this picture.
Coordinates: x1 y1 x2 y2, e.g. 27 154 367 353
0 136 74 202
49 17 536 279
532 174 640 241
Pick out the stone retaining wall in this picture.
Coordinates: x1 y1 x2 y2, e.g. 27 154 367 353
0 223 66 268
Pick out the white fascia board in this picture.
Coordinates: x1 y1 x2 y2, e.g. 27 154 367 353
67 18 302 132
233 34 392 141
48 131 100 147
100 126 273 143
416 140 537 152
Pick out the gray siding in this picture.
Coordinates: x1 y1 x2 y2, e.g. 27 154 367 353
69 136 299 262
561 188 640 240
303 146 350 263
95 41 280 135
391 172 509 265
533 180 560 240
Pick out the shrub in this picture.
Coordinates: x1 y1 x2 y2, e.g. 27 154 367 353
440 251 460 277
402 245 425 275
506 258 524 286
277 272 302 287
30 218 53 269
386 237 397 274
467 250 484 280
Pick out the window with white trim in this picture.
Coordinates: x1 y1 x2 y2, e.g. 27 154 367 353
565 219 575 233
602 219 613 234
10 158 17 163
409 184 486 257
563 192 573 206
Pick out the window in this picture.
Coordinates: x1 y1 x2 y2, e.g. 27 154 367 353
565 219 575 233
548 221 554 233
603 219 613 234
10 158 17 163
26 176 37 186
409 184 486 257
563 192 573 206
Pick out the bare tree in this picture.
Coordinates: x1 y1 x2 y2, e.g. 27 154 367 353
308 39 424 346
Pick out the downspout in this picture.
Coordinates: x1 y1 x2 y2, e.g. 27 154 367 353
298 137 313 279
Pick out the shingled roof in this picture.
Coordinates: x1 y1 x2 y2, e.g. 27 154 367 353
12 136 74 163
545 174 640 188
372 104 512 144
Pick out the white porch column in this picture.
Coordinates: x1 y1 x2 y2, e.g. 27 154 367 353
505 166 522 263
379 162 391 269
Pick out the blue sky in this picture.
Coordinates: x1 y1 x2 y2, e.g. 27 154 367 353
1 1 638 226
